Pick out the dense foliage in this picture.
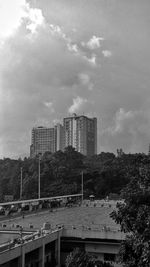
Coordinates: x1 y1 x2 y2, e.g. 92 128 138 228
65 248 113 267
0 146 149 201
111 157 150 267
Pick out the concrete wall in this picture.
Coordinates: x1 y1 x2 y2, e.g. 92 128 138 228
0 229 62 267
0 227 123 267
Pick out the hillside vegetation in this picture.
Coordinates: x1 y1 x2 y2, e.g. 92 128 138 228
0 146 149 201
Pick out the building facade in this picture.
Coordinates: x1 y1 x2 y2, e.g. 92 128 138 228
30 114 97 157
55 123 65 152
63 114 97 156
30 126 56 157
30 124 65 158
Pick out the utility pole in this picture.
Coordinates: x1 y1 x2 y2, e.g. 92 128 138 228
20 167 23 200
38 154 41 199
81 171 84 203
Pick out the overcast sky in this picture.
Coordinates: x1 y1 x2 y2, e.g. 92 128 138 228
0 0 150 158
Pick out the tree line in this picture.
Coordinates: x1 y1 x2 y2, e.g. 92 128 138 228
0 146 149 201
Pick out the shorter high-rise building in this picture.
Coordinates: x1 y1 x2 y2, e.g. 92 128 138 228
30 126 56 157
63 114 97 156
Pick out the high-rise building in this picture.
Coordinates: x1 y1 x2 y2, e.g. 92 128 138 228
55 123 64 152
30 126 56 157
30 124 65 158
30 114 97 157
63 114 97 156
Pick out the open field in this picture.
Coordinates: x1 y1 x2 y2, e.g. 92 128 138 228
0 204 119 230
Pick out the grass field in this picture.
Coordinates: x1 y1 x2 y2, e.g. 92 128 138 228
1 204 119 231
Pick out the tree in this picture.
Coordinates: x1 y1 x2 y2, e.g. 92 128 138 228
64 146 84 171
111 164 150 267
65 248 113 267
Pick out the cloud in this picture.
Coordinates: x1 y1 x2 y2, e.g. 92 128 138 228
44 102 55 113
108 108 135 135
49 24 103 68
78 73 94 91
25 4 45 34
67 43 78 53
102 50 112 58
82 35 104 50
49 24 65 38
0 0 45 39
0 4 94 158
49 25 100 66
68 96 88 114
101 108 150 153
1 0 150 157
49 24 79 54
0 0 26 39
84 54 97 66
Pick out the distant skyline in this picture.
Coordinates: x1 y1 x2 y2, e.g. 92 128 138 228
1 0 150 158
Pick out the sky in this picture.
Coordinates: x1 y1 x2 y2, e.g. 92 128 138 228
0 0 150 158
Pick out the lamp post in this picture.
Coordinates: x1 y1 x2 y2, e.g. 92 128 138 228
20 167 23 200
81 171 84 203
38 153 41 199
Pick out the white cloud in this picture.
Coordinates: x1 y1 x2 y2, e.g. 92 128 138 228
88 55 96 65
101 108 150 153
0 0 26 39
109 108 135 135
0 0 45 39
102 50 112 58
68 96 88 114
50 24 79 54
67 43 78 53
82 35 104 50
44 102 55 113
49 24 65 38
84 54 97 66
25 5 45 34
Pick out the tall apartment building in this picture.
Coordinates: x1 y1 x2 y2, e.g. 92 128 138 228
63 114 97 156
55 123 64 152
30 114 97 157
30 124 64 158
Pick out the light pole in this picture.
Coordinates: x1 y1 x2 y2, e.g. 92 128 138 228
81 171 84 203
20 167 23 200
38 154 41 199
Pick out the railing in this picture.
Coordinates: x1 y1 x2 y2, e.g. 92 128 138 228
61 223 125 240
82 199 124 208
0 227 63 254
0 193 82 206
62 223 120 232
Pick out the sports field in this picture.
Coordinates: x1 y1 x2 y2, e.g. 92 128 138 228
1 204 119 231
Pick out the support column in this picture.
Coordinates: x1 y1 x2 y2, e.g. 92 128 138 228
39 238 45 267
55 232 61 267
18 244 25 267
21 246 25 267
